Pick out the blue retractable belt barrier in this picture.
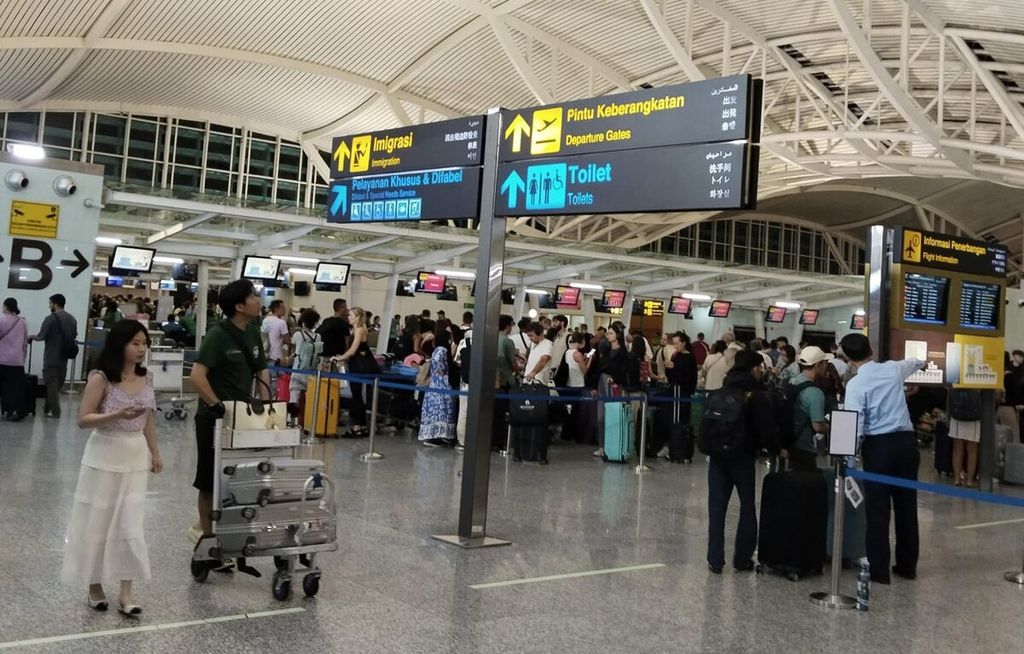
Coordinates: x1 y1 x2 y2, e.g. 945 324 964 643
847 468 1024 510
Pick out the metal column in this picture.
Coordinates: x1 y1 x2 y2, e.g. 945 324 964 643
866 226 891 360
378 273 400 353
433 108 510 548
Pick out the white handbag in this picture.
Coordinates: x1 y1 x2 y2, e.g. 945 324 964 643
223 400 288 431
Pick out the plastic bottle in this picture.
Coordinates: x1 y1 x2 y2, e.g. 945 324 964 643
856 557 870 611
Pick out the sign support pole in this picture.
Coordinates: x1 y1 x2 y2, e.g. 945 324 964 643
866 226 891 360
434 108 511 549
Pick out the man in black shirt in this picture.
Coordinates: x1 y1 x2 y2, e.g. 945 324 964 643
317 298 350 358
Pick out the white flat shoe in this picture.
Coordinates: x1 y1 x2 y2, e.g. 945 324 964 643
118 603 142 617
87 595 108 611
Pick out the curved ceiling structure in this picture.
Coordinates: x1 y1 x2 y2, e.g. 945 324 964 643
2 0 1023 285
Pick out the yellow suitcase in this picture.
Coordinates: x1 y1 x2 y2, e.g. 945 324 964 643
303 378 341 437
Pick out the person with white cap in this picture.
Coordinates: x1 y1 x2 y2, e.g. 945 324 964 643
785 345 833 473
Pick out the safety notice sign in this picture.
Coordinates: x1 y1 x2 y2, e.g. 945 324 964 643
9 200 59 238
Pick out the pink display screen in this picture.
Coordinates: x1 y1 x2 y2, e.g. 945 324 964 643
416 272 446 294
709 300 732 318
668 296 692 315
800 309 820 325
555 285 580 306
765 306 787 323
602 290 626 309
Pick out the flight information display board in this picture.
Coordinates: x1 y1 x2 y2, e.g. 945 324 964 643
959 281 1000 331
903 273 950 326
765 306 787 323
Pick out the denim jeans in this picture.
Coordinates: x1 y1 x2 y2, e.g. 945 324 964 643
706 454 758 569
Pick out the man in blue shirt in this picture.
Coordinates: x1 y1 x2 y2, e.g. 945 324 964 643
840 334 925 584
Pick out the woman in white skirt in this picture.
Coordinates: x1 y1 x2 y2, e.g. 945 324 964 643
61 320 163 616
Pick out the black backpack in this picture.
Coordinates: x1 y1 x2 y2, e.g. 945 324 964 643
698 388 750 459
775 380 816 451
459 337 472 386
949 389 982 421
553 336 571 387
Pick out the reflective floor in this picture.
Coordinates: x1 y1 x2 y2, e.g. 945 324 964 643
1 399 1023 653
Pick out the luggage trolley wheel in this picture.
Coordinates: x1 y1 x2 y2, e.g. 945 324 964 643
302 573 321 597
256 460 274 474
176 408 189 420
190 558 210 583
164 411 175 420
271 570 292 601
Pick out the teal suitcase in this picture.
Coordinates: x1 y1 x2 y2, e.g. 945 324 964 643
603 401 635 463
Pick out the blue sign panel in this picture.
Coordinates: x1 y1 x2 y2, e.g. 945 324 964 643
326 167 482 223
495 142 753 216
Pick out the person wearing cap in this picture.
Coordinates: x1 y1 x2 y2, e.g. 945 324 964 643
839 333 925 584
706 350 777 574
787 345 833 473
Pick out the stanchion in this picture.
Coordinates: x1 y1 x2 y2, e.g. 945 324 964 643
62 352 78 394
1005 532 1024 585
810 457 858 609
500 423 512 458
360 378 385 462
635 394 652 474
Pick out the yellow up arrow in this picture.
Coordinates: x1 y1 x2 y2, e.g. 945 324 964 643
503 114 531 153
333 140 351 173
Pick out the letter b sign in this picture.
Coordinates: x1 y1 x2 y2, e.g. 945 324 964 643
7 238 53 290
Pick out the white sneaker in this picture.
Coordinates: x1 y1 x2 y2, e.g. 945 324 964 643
592 448 604 458
656 446 670 459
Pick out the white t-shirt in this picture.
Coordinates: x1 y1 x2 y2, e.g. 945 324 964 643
830 358 849 378
525 338 554 385
261 314 289 361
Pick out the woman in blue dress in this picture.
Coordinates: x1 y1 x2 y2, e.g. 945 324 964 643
419 329 456 447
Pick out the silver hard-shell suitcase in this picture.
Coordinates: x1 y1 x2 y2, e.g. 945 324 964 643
215 501 337 557
222 458 325 507
1003 442 1024 485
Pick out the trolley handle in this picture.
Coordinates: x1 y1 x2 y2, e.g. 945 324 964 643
296 472 335 547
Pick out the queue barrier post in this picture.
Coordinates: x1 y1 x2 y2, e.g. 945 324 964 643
810 456 858 610
500 423 513 458
635 394 652 474
1005 531 1024 585
359 377 385 462
62 347 79 394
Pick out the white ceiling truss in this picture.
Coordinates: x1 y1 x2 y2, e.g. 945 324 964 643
3 0 1024 289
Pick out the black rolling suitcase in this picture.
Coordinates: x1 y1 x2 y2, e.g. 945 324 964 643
933 420 953 476
757 464 828 580
663 386 694 463
19 373 40 417
509 381 550 462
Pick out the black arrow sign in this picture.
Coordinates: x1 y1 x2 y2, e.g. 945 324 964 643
60 249 89 278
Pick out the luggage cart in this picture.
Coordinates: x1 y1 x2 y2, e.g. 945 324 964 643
149 346 190 420
190 420 338 600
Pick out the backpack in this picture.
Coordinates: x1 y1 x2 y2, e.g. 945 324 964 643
776 380 816 451
60 315 79 360
553 336 571 387
458 336 472 386
296 330 322 371
698 388 750 459
949 389 982 422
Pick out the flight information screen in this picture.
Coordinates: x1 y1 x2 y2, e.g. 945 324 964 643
903 273 950 326
960 281 1000 330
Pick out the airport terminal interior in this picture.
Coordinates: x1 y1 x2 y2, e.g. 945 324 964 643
2 0 1024 651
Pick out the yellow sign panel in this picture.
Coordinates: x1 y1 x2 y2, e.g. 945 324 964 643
902 229 922 263
949 334 1005 389
349 134 371 173
530 107 563 155
9 200 59 238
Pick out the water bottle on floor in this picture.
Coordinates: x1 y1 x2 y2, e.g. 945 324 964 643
856 557 870 611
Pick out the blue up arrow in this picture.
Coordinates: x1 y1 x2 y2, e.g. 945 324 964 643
500 170 526 209
329 184 348 219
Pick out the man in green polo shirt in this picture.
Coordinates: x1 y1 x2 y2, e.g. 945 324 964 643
190 279 269 541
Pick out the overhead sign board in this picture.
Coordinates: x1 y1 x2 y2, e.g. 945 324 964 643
499 75 756 161
331 116 485 177
327 166 482 223
895 227 1007 277
494 142 753 216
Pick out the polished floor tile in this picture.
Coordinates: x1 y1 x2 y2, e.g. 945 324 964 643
1 401 1023 653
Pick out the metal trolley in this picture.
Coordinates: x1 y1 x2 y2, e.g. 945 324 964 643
148 345 191 420
190 420 338 601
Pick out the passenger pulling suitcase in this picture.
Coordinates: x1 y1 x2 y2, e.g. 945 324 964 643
1003 442 1024 484
664 386 694 463
757 467 828 580
603 401 634 463
222 458 325 507
303 377 341 436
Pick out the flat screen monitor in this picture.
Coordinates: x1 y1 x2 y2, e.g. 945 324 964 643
110 245 155 273
593 298 609 314
668 296 692 315
903 273 950 326
170 262 198 282
501 288 514 305
709 300 732 318
765 306 787 323
242 256 281 281
799 309 820 326
602 289 626 310
555 285 580 307
158 279 176 291
314 262 350 287
416 271 446 294
851 314 866 330
396 279 415 297
105 276 124 288
439 285 459 302
538 292 556 310
959 280 1001 330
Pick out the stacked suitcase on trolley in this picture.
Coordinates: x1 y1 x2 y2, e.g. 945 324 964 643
191 406 338 601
